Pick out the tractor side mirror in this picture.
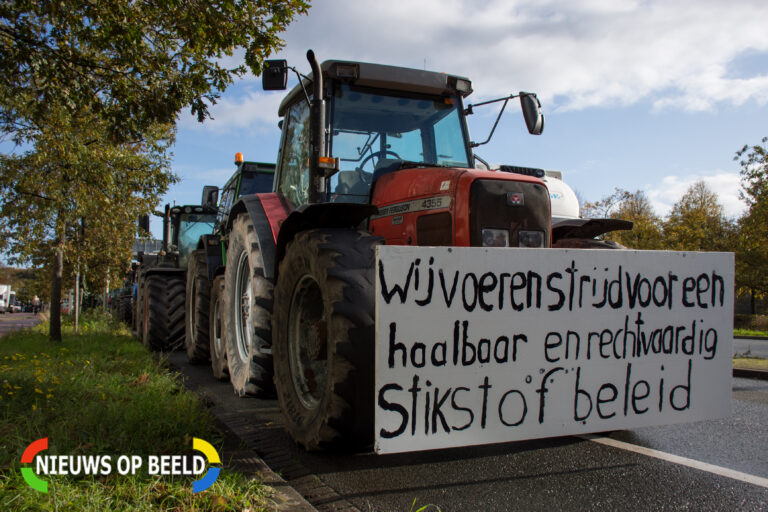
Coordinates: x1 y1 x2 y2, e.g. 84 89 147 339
202 186 219 208
520 93 545 135
138 215 150 234
262 60 288 91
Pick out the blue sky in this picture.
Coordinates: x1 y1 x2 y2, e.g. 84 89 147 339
162 0 768 238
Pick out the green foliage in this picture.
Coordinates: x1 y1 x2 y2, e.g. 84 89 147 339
0 0 310 143
663 180 733 252
734 137 768 300
1 0 309 340
0 112 176 292
582 188 663 249
0 265 46 303
0 315 274 511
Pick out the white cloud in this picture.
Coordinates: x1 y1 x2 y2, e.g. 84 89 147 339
646 172 746 219
178 87 284 132
175 1 768 133
267 0 768 111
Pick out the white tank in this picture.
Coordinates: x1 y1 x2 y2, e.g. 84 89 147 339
542 170 580 221
485 165 581 221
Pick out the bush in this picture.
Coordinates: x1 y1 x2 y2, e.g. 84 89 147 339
734 314 768 331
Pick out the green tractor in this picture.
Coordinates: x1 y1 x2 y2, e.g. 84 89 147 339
183 155 276 395
136 195 218 351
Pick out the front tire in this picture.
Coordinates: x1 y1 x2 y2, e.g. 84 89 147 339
209 275 229 380
272 229 381 450
223 214 274 396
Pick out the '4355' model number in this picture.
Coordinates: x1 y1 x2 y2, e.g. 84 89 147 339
421 197 444 209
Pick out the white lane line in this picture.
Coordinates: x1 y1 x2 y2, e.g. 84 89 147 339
582 434 768 489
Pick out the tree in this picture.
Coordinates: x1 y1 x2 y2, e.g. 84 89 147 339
582 188 663 249
734 137 768 310
0 0 309 339
663 181 733 252
0 110 175 340
0 265 45 304
0 0 310 143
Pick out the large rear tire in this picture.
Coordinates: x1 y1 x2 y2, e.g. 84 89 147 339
185 250 212 363
142 274 169 351
272 229 381 450
166 274 186 351
209 275 229 380
223 214 274 397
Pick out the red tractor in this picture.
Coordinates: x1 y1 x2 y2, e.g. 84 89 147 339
219 50 627 450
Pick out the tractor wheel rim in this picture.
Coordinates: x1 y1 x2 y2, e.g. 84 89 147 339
288 274 327 410
213 293 223 356
187 278 197 343
235 250 252 363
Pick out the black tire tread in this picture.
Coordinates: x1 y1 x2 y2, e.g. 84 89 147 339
144 274 170 351
209 275 230 380
185 250 212 363
273 228 381 450
166 275 186 351
223 214 274 396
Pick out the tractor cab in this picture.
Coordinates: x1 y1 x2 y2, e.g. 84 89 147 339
215 155 275 230
273 61 475 206
265 54 550 249
163 204 218 270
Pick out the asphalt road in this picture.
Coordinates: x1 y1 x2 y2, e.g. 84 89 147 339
169 352 768 512
735 337 768 359
0 312 41 338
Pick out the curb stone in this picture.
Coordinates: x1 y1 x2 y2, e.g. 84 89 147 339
165 359 317 512
210 415 318 512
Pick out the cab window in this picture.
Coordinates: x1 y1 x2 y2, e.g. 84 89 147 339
278 100 311 207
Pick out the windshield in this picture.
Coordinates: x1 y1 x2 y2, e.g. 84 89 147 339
175 213 217 269
239 171 274 196
329 84 470 203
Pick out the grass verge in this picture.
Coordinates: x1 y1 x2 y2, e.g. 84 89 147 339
0 310 275 511
734 328 768 338
733 357 768 371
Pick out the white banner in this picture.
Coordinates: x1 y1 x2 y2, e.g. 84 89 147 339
374 247 734 454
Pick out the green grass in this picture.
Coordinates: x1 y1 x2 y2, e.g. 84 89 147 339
734 328 768 338
733 357 768 371
0 311 275 511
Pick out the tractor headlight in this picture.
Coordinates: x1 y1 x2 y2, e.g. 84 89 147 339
518 230 544 248
481 228 509 247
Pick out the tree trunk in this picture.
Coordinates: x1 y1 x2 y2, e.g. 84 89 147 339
104 275 109 313
751 289 756 316
50 246 63 342
74 269 80 333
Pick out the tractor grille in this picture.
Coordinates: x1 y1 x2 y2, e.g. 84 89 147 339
469 179 551 247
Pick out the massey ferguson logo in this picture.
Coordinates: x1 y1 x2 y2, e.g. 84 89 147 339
507 192 524 206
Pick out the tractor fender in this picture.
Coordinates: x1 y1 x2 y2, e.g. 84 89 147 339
227 193 293 281
142 267 186 279
198 234 223 282
274 202 378 280
552 218 633 244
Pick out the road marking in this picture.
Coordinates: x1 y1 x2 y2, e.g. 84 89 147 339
582 434 768 489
